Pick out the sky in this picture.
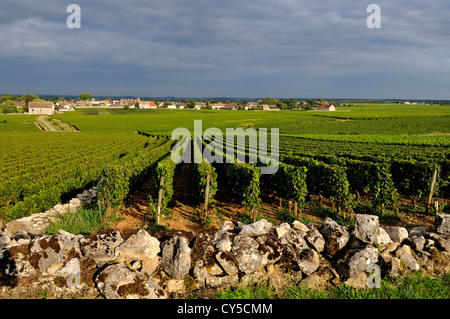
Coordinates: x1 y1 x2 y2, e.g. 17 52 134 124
0 0 449 99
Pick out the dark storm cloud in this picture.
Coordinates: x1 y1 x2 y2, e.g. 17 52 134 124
0 0 449 98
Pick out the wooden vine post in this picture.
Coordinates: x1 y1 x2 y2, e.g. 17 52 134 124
293 201 298 219
202 173 211 221
156 175 164 225
426 164 438 214
252 207 257 223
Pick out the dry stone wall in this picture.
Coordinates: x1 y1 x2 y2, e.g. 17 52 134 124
1 213 449 299
3 186 98 237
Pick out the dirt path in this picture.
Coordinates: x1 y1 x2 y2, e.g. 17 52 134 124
37 115 58 132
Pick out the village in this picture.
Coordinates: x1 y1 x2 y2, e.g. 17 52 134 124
0 94 340 115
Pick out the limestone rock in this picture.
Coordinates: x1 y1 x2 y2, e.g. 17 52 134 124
338 245 378 278
319 218 350 256
255 232 283 264
379 242 399 254
215 251 239 276
305 225 325 253
0 235 11 248
435 214 450 236
215 237 232 252
0 244 37 277
409 226 433 238
232 235 270 274
206 272 239 289
378 227 393 244
213 223 233 251
426 233 450 252
5 215 50 237
353 214 380 244
55 258 82 288
193 260 239 289
406 236 426 252
297 249 320 276
238 219 272 237
115 229 160 261
353 214 391 245
29 234 73 273
280 228 309 253
275 223 291 238
141 256 161 278
161 236 191 279
382 226 408 243
220 220 236 232
80 231 123 266
345 272 369 289
13 230 31 241
164 279 186 294
396 245 420 271
240 268 268 285
96 263 166 299
57 229 76 239
292 220 309 233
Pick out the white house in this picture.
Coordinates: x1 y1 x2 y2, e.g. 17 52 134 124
211 103 225 110
28 102 55 115
315 104 335 111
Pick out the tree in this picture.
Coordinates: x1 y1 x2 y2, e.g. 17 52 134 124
187 99 196 109
1 100 16 113
0 94 18 103
79 93 92 101
135 101 140 108
278 98 298 110
20 94 39 111
259 97 277 106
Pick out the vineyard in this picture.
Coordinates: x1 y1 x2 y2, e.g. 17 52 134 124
1 104 449 232
0 131 171 222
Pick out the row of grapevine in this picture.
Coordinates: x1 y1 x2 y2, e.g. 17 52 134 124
261 163 308 218
280 155 355 213
204 134 353 216
222 131 448 206
192 137 218 208
0 134 165 222
97 137 173 210
147 153 178 224
201 136 262 220
0 134 152 205
338 158 400 212
279 135 448 162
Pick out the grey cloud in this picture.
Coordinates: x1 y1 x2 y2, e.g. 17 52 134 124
0 0 449 98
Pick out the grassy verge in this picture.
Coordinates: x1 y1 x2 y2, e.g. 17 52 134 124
216 272 450 299
44 207 120 235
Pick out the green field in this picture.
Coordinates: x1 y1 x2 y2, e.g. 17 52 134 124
1 104 449 222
